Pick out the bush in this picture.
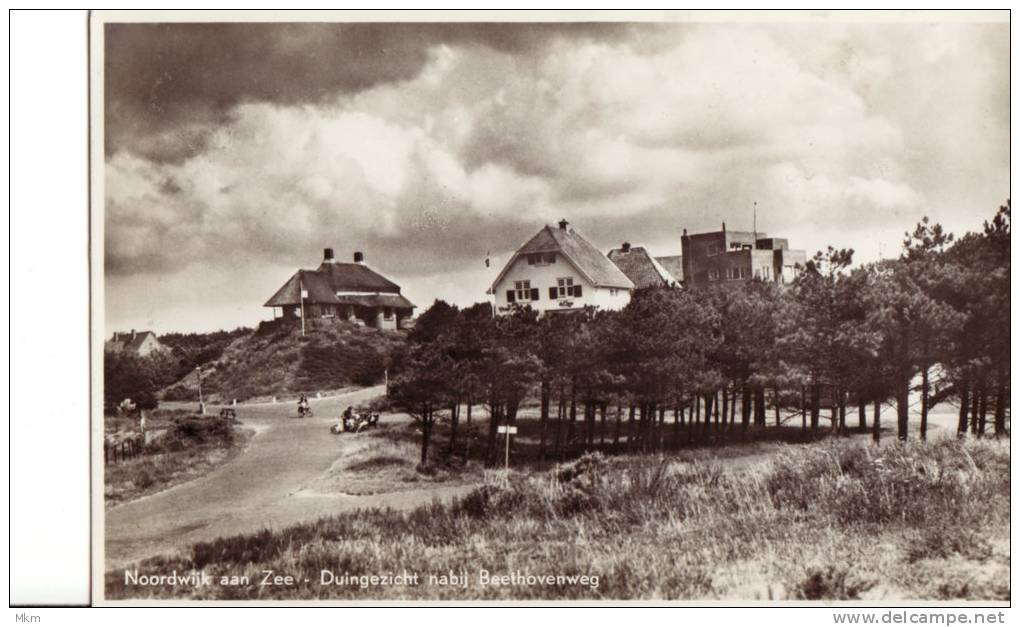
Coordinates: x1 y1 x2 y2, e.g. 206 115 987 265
105 350 176 412
794 565 874 600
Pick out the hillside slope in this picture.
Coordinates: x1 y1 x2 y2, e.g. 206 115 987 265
162 320 406 402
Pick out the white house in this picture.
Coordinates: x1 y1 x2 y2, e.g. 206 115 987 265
489 220 634 315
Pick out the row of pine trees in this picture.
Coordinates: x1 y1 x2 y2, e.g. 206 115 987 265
389 203 1010 466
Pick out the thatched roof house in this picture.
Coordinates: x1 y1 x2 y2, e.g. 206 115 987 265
265 248 414 330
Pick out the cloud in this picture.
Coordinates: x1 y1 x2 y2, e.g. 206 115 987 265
102 20 1008 332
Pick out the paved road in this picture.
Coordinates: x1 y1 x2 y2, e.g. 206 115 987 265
104 386 474 570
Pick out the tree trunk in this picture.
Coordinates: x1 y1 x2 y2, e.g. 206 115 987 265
919 363 929 441
741 385 752 431
978 380 988 437
730 388 737 427
703 393 713 439
713 391 721 430
420 406 432 466
957 378 970 437
774 387 781 427
896 374 910 441
658 405 666 451
810 384 820 432
507 400 519 464
614 405 622 450
447 402 459 455
970 378 980 435
872 401 881 443
464 403 473 460
801 386 807 430
838 391 847 434
567 384 577 453
554 390 564 460
600 403 608 448
755 387 767 428
994 368 1007 437
721 388 729 432
487 399 500 465
673 406 681 447
539 380 550 461
628 404 637 451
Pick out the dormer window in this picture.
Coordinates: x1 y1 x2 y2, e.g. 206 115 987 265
527 253 556 266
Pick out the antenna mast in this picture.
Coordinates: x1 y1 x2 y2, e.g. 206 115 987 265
753 201 758 242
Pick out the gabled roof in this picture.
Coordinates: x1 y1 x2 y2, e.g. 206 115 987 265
492 225 635 291
264 262 412 308
607 246 680 288
106 331 160 353
655 255 684 282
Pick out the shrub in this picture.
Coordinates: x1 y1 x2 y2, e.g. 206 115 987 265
794 565 874 600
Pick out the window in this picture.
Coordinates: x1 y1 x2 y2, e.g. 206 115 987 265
515 280 533 301
726 267 749 280
708 269 719 281
556 277 574 298
527 253 556 266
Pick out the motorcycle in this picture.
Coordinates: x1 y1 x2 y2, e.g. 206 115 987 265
297 404 313 418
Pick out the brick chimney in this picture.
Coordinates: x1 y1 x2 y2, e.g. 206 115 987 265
621 242 631 253
323 247 335 263
353 251 365 265
558 219 569 231
130 329 136 341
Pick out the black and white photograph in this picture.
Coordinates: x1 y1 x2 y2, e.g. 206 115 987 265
82 10 1010 606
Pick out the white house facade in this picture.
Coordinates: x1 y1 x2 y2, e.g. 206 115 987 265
489 220 634 315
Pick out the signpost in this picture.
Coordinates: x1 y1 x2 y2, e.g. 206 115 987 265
497 425 517 479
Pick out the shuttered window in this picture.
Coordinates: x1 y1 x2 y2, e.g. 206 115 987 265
514 280 533 301
556 277 574 298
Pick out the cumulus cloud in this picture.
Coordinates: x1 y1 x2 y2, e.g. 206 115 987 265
102 19 1008 332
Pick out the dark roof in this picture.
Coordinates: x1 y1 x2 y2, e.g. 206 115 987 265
335 293 416 309
607 246 680 288
314 261 400 293
654 255 684 282
264 263 414 309
494 225 634 290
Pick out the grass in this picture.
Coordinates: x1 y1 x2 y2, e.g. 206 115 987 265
308 425 483 496
160 320 406 403
106 437 1009 601
105 417 252 506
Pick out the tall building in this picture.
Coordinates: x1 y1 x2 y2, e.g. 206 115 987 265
680 223 806 288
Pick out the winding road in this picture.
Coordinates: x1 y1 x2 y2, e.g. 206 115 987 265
104 386 474 570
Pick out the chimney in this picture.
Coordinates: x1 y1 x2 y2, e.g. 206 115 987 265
722 221 727 233
682 228 688 237
621 242 631 253
558 218 569 231
130 329 136 341
353 251 365 265
323 247 335 263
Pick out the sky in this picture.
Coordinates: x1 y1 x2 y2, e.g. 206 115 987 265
103 17 1009 334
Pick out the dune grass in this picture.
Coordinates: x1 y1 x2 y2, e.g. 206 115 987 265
105 418 252 506
106 438 1009 601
